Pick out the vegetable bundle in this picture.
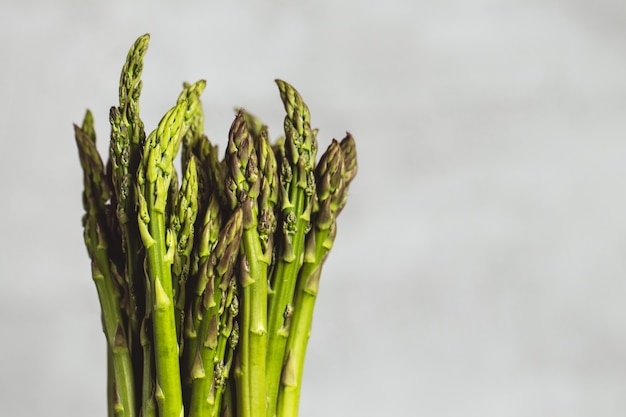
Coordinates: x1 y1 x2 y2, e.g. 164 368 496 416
74 34 357 417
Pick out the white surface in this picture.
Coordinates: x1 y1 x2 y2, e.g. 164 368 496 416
1 1 626 416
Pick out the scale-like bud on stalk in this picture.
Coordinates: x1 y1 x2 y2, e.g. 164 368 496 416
193 195 222 280
336 133 358 214
179 80 207 174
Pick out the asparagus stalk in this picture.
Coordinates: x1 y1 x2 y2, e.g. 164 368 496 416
277 135 357 417
226 111 267 417
183 192 223 387
185 136 226 319
109 34 150 342
108 37 153 417
137 99 189 417
75 119 137 417
139 311 157 417
189 208 243 417
220 380 236 417
266 80 317 417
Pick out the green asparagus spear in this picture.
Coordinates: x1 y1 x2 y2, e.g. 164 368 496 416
75 119 137 417
226 111 267 417
277 135 357 417
137 99 189 417
109 39 152 416
186 138 226 283
182 191 223 394
266 80 317 417
109 34 150 341
189 209 243 417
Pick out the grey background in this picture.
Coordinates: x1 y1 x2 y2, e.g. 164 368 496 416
1 0 626 416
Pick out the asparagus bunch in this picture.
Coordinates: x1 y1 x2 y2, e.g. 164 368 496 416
75 34 357 417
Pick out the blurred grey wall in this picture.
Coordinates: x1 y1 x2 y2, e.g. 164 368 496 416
1 1 626 416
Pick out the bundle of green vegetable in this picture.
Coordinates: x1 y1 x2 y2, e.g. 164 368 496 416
74 34 357 417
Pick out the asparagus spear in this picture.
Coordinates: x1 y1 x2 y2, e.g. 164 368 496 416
186 137 226 296
183 192 223 387
136 99 189 417
189 209 243 417
109 34 150 342
277 135 357 417
183 138 225 387
226 111 267 417
108 39 153 416
266 80 317 417
75 118 137 417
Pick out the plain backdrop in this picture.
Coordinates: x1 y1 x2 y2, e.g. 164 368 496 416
1 1 626 416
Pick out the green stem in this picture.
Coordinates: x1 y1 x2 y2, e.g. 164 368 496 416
92 246 137 417
210 289 238 417
189 299 218 417
235 206 267 417
236 262 252 417
75 121 137 417
226 111 268 417
140 316 157 417
241 223 268 417
137 94 192 417
187 208 241 417
266 80 317 417
144 209 183 417
276 226 332 417
183 194 222 387
274 289 314 417
265 191 310 417
107 347 114 417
